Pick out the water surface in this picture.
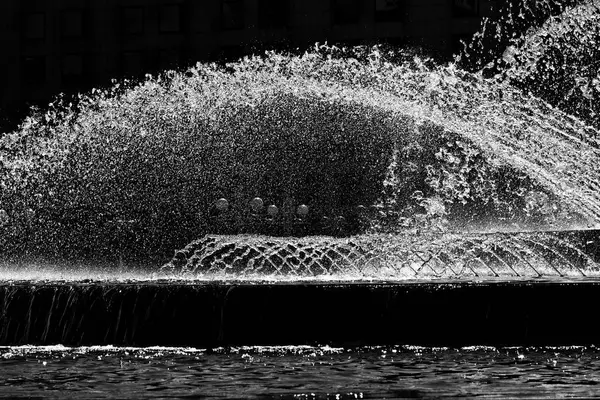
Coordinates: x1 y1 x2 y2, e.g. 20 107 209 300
1 345 600 399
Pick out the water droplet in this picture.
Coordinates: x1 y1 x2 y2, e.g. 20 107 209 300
0 210 9 227
24 208 35 222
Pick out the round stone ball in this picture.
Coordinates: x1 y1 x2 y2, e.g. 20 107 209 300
215 198 229 212
250 197 264 213
267 205 279 217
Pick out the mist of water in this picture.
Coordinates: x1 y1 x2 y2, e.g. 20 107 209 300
501 0 600 129
1 1 599 274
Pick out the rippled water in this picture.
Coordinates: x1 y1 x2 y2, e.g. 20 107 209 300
2 345 600 399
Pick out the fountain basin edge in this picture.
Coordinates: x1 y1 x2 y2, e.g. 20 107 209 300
2 280 600 348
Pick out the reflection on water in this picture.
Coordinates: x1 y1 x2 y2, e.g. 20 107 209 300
1 345 600 399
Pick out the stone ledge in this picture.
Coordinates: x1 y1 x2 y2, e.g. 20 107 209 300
1 281 600 347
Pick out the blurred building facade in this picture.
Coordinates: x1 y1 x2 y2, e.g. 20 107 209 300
0 0 498 123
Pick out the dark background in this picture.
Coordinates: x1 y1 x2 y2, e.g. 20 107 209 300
0 0 498 132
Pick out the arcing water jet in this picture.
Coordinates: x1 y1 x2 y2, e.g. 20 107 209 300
0 1 599 275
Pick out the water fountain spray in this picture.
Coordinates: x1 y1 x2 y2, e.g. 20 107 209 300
0 0 599 279
0 0 600 351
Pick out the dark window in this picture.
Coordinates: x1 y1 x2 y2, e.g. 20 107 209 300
159 4 181 32
61 54 84 85
452 0 479 17
374 0 405 22
479 0 498 17
158 49 180 70
222 0 244 30
258 0 289 29
23 13 45 39
217 45 245 62
332 0 360 25
122 52 144 76
122 7 144 35
22 56 46 85
61 10 83 37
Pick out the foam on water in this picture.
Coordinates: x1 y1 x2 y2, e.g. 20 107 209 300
0 344 592 358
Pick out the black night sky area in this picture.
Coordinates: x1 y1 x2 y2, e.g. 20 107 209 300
1 0 488 132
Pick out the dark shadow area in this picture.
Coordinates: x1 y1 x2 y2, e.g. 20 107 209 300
3 279 600 347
